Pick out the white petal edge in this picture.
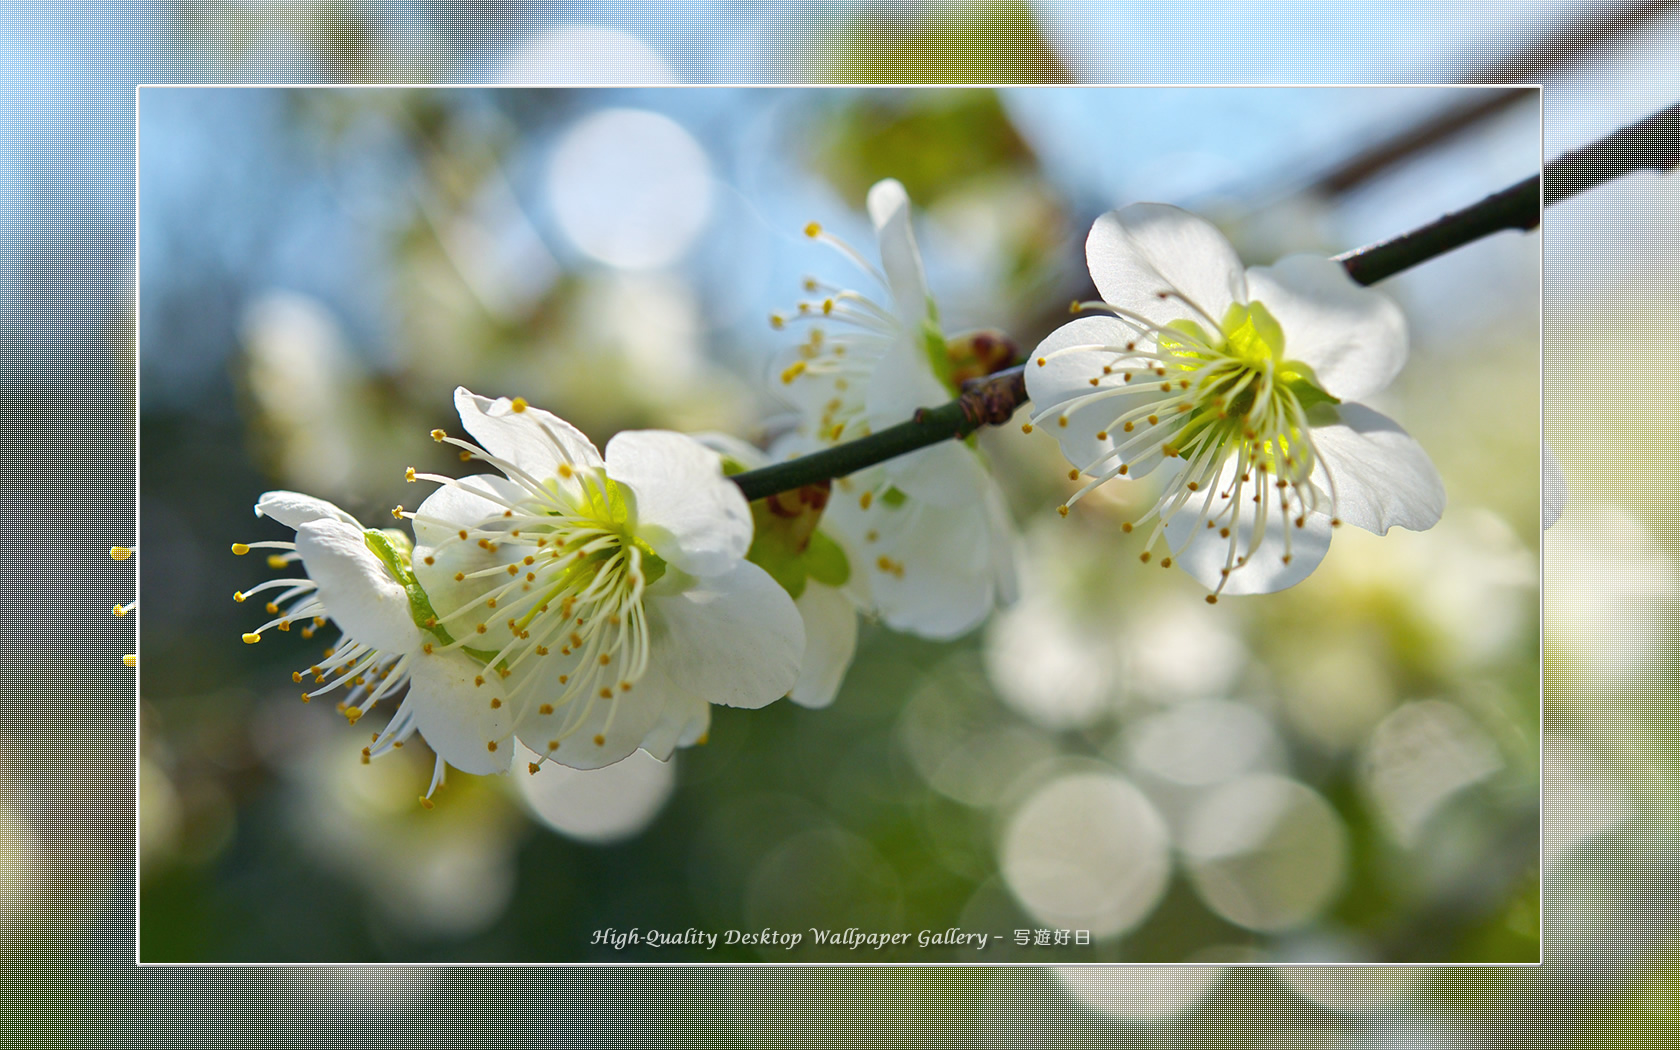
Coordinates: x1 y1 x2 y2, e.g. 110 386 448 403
293 519 422 653
645 560 803 709
1085 204 1246 335
1026 314 1174 481
789 582 859 709
604 429 753 578
1163 458 1333 596
865 177 933 331
1244 254 1408 403
255 491 359 530
406 650 515 775
453 386 603 479
1309 403 1445 535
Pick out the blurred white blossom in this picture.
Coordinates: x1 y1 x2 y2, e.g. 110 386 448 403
772 178 1017 639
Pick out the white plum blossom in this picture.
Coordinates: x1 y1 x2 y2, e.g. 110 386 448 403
771 178 1017 638
1025 203 1444 600
405 388 804 770
234 491 512 799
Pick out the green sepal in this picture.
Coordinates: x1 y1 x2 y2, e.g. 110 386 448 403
804 530 851 588
1279 358 1340 414
363 528 450 644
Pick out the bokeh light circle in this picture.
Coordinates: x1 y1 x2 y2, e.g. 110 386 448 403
547 108 712 269
1052 966 1226 1022
1182 775 1348 932
1000 771 1171 939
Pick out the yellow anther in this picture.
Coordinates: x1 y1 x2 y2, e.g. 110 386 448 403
538 703 553 715
822 298 834 315
1205 595 1219 605
780 360 807 384
344 708 362 726
510 397 528 413
1067 469 1079 481
1037 357 1047 367
1139 551 1151 563
360 748 370 765
1095 430 1108 440
431 428 446 441
392 505 404 519
804 221 822 238
267 554 288 569
1058 416 1068 428
490 697 502 709
593 733 607 746
487 740 498 752
1021 423 1033 434
419 797 434 810
232 591 245 603
1057 505 1069 518
528 762 541 775
405 467 416 482
769 313 785 330
122 654 137 667
241 632 261 644
1160 557 1173 568
859 490 873 510
110 546 133 561
231 543 250 556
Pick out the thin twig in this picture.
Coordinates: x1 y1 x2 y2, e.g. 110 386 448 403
731 102 1680 503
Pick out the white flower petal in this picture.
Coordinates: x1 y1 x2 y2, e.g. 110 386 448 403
405 651 516 775
516 658 701 770
1543 442 1567 530
835 495 998 639
604 430 753 578
863 334 951 430
646 560 803 709
1086 204 1246 334
1027 315 1176 480
1164 458 1333 596
1310 403 1445 535
293 520 421 653
409 474 525 549
866 178 932 330
1244 254 1408 402
255 491 359 530
409 476 538 653
884 440 993 508
453 386 603 478
789 582 859 709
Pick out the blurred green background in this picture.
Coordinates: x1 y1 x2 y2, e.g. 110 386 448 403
137 83 1541 967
